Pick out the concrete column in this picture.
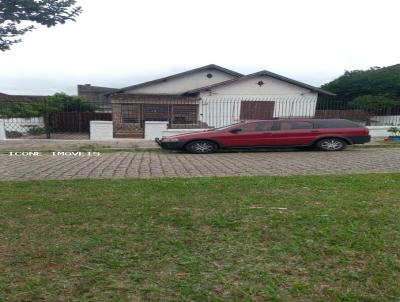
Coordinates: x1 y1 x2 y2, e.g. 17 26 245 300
145 121 169 140
90 121 113 140
0 119 6 140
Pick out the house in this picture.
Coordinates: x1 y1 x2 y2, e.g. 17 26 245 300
78 64 334 138
0 92 46 103
77 85 118 110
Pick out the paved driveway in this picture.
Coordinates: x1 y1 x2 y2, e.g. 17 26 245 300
1 148 400 180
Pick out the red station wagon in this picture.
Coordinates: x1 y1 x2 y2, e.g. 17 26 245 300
156 119 371 153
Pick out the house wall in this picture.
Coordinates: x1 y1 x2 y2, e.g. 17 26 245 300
195 75 319 127
78 84 118 109
203 75 317 97
126 68 237 94
111 94 199 138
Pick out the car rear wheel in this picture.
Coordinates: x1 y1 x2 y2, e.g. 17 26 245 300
317 138 347 151
185 140 218 154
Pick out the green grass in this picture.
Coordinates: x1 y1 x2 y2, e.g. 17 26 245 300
1 174 400 301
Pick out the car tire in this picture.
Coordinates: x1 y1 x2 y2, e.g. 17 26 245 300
185 140 218 154
316 138 347 151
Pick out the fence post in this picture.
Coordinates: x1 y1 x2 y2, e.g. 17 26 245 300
44 112 51 139
41 98 51 139
0 119 6 140
366 114 372 126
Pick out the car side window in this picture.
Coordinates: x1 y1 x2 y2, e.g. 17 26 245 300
240 122 274 132
315 120 362 128
279 121 314 130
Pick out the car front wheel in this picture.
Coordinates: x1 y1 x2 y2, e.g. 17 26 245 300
316 138 347 151
185 140 218 154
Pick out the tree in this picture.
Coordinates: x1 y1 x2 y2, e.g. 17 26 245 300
349 95 398 114
0 93 96 118
321 65 400 101
0 0 82 51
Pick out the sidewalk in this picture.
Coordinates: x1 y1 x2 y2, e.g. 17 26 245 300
0 137 398 153
0 139 160 152
1 148 400 180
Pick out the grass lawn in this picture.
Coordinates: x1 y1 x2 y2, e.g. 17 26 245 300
1 174 400 301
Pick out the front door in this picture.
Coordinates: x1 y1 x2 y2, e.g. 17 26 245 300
240 101 275 120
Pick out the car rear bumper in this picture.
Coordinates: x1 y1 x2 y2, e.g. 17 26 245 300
155 138 184 150
348 135 371 144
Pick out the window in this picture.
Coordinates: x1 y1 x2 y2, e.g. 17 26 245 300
143 104 169 121
240 121 274 132
315 119 362 129
279 121 313 130
121 104 140 123
172 105 198 124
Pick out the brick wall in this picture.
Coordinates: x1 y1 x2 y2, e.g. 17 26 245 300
77 84 118 109
111 94 199 138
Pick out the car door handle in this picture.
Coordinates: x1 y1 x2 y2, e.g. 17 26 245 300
311 130 320 133
263 132 272 136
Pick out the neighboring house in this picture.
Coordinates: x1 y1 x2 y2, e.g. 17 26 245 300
78 64 334 138
77 85 118 110
0 92 46 103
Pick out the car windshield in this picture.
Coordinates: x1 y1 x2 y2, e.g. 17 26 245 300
210 123 241 131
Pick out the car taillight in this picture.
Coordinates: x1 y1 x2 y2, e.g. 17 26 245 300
364 127 369 135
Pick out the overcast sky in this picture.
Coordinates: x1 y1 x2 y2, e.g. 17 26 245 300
0 0 399 95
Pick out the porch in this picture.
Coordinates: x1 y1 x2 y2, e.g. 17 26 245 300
111 94 203 138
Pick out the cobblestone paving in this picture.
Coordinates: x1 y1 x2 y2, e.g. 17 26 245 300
1 148 400 180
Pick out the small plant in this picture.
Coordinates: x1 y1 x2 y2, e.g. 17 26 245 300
388 127 400 137
27 127 46 136
6 130 23 138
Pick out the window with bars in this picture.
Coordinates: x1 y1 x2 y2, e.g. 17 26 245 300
143 104 169 121
172 105 198 124
121 104 140 123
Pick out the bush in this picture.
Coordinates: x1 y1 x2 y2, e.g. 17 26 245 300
349 95 398 114
27 127 46 136
0 93 96 118
388 127 400 136
6 130 23 138
46 93 96 113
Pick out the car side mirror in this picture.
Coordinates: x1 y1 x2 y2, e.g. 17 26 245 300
230 128 242 133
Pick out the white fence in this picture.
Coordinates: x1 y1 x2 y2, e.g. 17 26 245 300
3 117 45 134
371 115 400 126
199 96 318 128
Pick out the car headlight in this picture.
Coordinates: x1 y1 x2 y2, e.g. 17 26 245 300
163 137 180 142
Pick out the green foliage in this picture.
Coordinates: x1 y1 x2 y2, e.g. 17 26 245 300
46 93 96 113
27 127 46 136
321 65 400 100
388 127 400 136
0 101 43 118
0 0 82 51
0 93 96 118
349 95 398 113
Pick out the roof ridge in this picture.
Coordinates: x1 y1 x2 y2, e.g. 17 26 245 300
184 69 335 96
106 64 243 95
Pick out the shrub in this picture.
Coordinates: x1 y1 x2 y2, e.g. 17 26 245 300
388 127 400 136
27 127 46 136
349 95 398 114
6 130 23 138
0 93 96 118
